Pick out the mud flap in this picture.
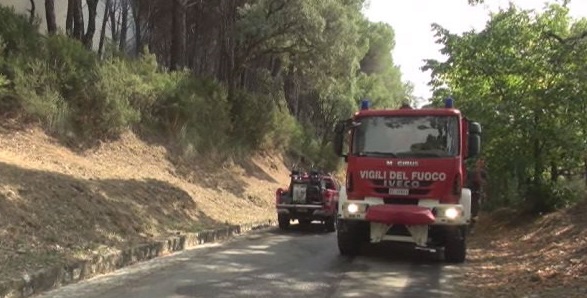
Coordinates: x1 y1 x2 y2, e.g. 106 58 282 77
406 225 428 247
370 223 429 246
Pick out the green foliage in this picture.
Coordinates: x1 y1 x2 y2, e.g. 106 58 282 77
424 2 587 213
230 89 276 150
10 58 72 133
233 0 410 169
0 6 41 58
0 2 410 171
154 73 231 155
357 22 408 107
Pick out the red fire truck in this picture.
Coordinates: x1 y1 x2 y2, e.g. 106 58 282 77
275 169 340 232
332 98 481 263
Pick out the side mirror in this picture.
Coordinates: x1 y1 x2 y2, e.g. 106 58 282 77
469 121 481 134
468 134 481 158
333 121 348 158
467 121 482 158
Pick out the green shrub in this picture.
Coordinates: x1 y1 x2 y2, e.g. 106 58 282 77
0 6 41 58
263 108 302 151
525 178 585 213
230 90 277 151
11 58 72 133
0 72 8 93
154 73 231 155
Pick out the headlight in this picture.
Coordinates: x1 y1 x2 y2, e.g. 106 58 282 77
445 207 459 219
347 203 359 214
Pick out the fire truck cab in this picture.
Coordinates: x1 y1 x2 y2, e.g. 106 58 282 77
333 98 481 263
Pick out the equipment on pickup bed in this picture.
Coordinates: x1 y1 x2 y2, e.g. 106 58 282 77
275 169 340 232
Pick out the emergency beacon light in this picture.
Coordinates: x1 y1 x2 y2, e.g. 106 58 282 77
444 97 454 108
360 99 370 110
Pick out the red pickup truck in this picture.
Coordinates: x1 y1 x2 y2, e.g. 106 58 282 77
275 170 340 232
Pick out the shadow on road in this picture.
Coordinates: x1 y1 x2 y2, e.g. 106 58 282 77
33 226 465 298
269 221 334 236
171 227 464 298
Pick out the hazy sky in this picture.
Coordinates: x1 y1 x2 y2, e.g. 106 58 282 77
363 0 587 103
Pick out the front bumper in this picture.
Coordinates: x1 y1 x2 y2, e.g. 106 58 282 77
339 198 469 246
340 198 469 226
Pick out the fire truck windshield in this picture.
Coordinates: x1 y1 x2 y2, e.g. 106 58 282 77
351 115 460 158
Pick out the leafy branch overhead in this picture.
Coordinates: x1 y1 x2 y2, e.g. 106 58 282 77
424 2 587 213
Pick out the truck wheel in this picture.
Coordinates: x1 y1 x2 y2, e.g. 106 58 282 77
278 214 290 230
324 217 336 233
337 219 363 256
444 227 467 263
471 192 480 218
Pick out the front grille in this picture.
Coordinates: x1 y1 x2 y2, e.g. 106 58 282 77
383 198 418 205
373 187 431 196
371 179 434 196
371 179 434 187
386 224 411 236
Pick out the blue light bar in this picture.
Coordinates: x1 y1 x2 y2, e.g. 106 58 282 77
444 97 454 108
360 99 370 110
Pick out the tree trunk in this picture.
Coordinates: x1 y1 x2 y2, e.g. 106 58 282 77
119 0 129 52
109 2 118 44
45 0 57 34
66 0 74 35
83 0 100 49
98 0 111 57
130 0 142 56
72 0 84 40
550 162 558 182
170 0 186 71
584 156 587 187
29 0 36 24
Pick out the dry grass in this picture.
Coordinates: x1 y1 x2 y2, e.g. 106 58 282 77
458 202 587 297
0 121 290 282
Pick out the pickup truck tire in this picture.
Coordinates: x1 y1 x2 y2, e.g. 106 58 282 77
337 219 362 256
444 226 467 263
278 214 290 230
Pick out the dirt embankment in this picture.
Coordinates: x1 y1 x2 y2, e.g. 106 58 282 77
0 122 291 283
461 202 587 297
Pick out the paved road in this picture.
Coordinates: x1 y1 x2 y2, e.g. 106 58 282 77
34 225 464 298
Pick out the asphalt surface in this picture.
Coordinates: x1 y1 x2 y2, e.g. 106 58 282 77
34 224 464 298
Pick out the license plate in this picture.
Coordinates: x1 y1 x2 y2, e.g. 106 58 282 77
389 188 409 196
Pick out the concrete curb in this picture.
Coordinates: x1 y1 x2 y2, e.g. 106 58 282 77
0 220 276 298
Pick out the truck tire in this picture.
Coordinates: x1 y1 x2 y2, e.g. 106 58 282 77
324 216 336 233
278 214 290 230
444 226 467 263
337 219 364 256
471 191 481 218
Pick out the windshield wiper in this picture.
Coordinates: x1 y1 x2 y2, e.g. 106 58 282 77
358 151 398 158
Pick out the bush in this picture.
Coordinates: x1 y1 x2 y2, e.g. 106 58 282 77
525 178 585 213
0 6 41 58
10 58 72 133
230 90 276 151
264 108 302 151
154 73 231 155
